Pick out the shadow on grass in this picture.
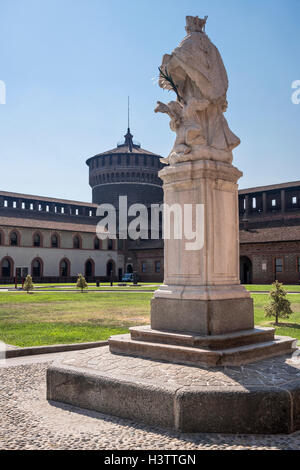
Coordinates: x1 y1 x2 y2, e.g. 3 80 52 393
273 322 300 330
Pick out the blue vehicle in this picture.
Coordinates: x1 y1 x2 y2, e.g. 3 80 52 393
122 273 134 282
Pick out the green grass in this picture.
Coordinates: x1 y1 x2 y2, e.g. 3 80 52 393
0 291 152 347
252 293 300 342
0 323 128 348
0 282 160 292
0 290 299 347
245 284 300 292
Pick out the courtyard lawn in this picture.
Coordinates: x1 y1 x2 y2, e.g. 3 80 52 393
0 282 160 292
0 291 152 347
251 293 300 342
244 284 300 292
0 291 299 347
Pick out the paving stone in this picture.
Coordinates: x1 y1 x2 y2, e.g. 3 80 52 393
1 354 300 449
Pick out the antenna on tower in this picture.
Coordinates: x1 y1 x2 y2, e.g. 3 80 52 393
124 96 133 152
128 96 130 130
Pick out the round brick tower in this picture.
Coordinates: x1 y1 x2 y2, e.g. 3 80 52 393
86 128 164 209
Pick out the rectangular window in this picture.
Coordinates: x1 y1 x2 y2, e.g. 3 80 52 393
141 262 147 273
252 197 256 209
272 199 276 207
275 258 283 273
293 196 297 205
155 261 161 273
297 257 300 273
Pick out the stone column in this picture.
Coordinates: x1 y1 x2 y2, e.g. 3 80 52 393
151 159 253 335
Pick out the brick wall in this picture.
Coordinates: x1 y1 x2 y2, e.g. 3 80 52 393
240 241 300 284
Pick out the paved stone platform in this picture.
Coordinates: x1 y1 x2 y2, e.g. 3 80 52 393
47 346 300 434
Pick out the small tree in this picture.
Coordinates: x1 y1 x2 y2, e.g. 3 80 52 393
24 274 34 294
76 274 88 293
264 280 293 325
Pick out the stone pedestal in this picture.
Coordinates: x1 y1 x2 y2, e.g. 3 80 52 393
151 159 252 335
108 159 297 366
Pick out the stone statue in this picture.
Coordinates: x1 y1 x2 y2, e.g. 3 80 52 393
155 15 240 165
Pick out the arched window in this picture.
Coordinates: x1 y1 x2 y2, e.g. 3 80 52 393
60 259 70 277
127 264 133 273
33 232 42 247
85 259 94 278
10 231 19 246
106 260 115 278
108 239 114 250
1 257 13 278
94 237 100 250
73 235 81 249
51 233 59 248
32 258 42 277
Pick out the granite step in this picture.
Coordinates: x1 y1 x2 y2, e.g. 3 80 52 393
129 325 275 350
109 333 297 367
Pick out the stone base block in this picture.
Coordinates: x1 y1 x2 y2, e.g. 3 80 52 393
109 332 296 367
150 297 254 335
130 325 275 350
46 346 300 434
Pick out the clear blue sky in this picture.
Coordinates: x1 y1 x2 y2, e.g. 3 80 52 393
0 0 299 202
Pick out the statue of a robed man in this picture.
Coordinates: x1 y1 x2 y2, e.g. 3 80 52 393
155 15 240 165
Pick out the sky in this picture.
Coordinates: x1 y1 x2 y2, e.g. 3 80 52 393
0 0 299 202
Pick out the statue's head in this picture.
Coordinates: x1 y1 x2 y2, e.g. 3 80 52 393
185 15 208 34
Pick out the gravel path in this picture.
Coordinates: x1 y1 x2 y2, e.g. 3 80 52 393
0 359 300 450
